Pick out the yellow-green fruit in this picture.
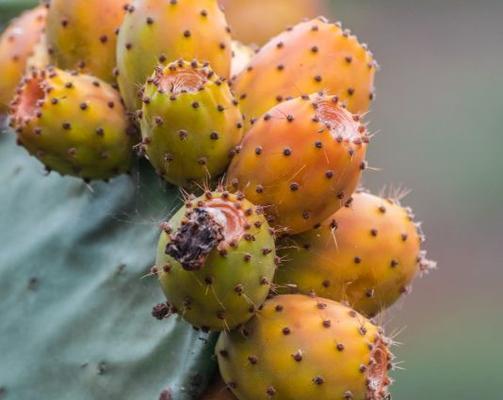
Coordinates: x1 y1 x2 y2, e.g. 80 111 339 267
140 60 243 187
231 41 254 77
156 191 276 331
46 0 126 83
9 67 134 181
0 6 47 113
227 94 368 235
233 17 377 125
201 379 236 400
276 192 436 317
219 0 325 45
216 294 392 400
117 0 232 111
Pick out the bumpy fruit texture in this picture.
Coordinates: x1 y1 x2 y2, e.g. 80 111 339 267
46 0 126 83
9 67 134 181
156 191 276 331
201 379 237 400
219 0 325 45
0 6 47 113
117 0 232 111
231 41 254 77
140 60 243 187
233 17 377 124
276 192 437 317
217 294 392 400
227 94 368 235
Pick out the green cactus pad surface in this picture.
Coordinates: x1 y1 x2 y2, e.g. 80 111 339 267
0 127 217 400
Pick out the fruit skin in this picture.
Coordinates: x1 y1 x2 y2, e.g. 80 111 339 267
140 60 243 187
219 0 325 45
0 6 47 113
233 17 377 124
276 191 437 317
26 33 50 70
227 93 368 235
156 191 276 331
201 379 236 400
231 41 254 77
9 67 134 181
216 294 392 400
46 0 126 83
117 0 232 111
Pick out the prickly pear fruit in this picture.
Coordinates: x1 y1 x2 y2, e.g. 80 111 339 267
155 191 276 331
201 379 236 400
117 0 232 111
233 17 377 124
216 294 392 400
219 0 325 45
0 6 47 113
46 0 126 83
227 94 368 235
139 60 243 187
9 67 134 181
26 34 50 70
231 41 254 77
276 191 437 317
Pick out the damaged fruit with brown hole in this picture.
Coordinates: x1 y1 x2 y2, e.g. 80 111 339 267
217 294 393 400
155 190 276 331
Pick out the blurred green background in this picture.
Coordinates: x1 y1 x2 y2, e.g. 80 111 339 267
0 0 501 398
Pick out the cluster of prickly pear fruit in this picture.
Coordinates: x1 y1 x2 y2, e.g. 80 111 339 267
0 1 436 399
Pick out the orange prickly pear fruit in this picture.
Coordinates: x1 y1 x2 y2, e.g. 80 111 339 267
0 6 47 113
233 17 377 125
139 60 244 187
227 93 368 235
276 191 437 317
9 67 134 181
155 190 276 331
219 0 326 45
117 0 232 111
46 0 126 83
216 294 393 400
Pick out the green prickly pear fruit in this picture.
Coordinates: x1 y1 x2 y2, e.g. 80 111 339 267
231 40 254 77
276 191 437 317
233 17 377 125
227 93 368 235
155 190 276 331
216 294 393 400
201 379 236 399
9 67 134 181
139 60 244 187
46 0 126 83
117 0 232 111
0 6 47 113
